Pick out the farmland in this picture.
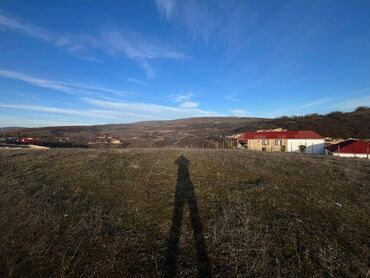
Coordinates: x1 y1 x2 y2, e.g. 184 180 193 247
0 148 369 277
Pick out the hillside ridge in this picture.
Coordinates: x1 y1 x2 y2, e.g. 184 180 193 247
1 107 369 147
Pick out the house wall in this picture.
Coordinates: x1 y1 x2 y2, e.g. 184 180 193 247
286 139 325 154
248 139 287 152
331 152 370 159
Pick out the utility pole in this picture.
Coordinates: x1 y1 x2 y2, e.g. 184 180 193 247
337 145 340 157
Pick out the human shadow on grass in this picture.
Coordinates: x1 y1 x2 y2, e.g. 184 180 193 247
163 155 211 277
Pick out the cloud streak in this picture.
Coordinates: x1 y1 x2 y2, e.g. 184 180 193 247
96 30 188 78
170 91 193 103
332 95 370 111
230 109 249 117
83 98 221 119
169 91 199 108
0 69 129 97
0 114 96 127
0 10 97 62
156 0 176 19
0 103 113 119
0 97 221 127
155 0 248 43
0 102 164 121
126 77 149 87
0 10 55 41
0 10 188 77
224 95 240 102
179 101 198 108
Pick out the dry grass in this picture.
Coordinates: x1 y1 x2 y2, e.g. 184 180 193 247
0 148 369 277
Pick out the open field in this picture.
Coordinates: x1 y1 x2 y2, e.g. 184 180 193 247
0 148 369 277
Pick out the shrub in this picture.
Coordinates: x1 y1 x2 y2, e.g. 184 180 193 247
298 145 306 153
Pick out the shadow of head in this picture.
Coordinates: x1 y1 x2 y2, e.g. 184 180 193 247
175 155 190 166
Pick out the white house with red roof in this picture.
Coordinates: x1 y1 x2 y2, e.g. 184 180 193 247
326 139 370 159
237 130 325 154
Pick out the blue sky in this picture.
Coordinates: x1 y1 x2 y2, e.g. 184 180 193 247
0 0 370 127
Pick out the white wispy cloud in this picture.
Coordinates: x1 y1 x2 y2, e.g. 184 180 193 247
0 10 99 62
0 10 55 41
126 77 149 86
0 69 129 97
96 30 188 78
0 103 108 118
0 10 188 77
224 95 239 102
0 114 95 127
0 103 155 122
156 0 176 19
298 97 332 109
0 97 221 127
83 98 221 119
332 95 370 111
155 0 213 41
230 109 249 117
179 101 199 108
265 90 370 117
155 0 247 43
170 91 193 103
169 91 200 109
264 100 325 118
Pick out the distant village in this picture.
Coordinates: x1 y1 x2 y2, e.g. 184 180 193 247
0 133 122 149
1 128 369 159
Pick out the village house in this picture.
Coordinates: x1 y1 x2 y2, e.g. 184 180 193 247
88 134 121 145
19 137 39 145
110 138 121 144
225 133 244 147
326 139 370 159
237 130 325 154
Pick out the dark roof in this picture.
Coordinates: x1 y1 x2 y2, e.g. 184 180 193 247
327 139 370 154
238 130 323 141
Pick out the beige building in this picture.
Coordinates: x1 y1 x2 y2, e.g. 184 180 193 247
237 130 325 154
247 138 287 152
110 138 121 144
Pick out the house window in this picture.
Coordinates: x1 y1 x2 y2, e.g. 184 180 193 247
262 139 269 145
275 140 282 146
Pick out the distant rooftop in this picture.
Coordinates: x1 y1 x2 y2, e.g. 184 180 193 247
239 130 323 140
327 139 370 154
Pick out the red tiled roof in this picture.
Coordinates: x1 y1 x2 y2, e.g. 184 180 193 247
237 133 248 141
327 139 370 154
238 130 323 141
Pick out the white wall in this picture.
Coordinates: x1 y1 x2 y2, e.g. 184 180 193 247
331 152 370 159
286 139 325 154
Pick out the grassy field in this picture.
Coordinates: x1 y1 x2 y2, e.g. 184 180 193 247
0 148 369 277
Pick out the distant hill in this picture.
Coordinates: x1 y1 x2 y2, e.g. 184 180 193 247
1 107 369 147
260 106 370 139
0 127 27 133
